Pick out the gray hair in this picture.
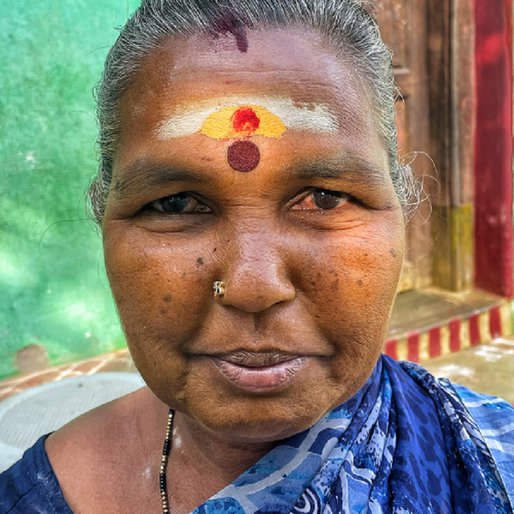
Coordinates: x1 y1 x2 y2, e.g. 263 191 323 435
89 0 417 222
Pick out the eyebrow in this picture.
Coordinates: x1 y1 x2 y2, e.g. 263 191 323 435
292 154 387 184
112 152 387 199
112 160 207 199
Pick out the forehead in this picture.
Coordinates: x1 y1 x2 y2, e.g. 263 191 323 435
117 27 386 171
124 29 378 127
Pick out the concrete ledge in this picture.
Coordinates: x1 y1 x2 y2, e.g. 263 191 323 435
386 288 511 361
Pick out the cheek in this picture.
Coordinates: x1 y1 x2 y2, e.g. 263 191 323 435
300 224 403 299
103 228 213 345
296 222 404 361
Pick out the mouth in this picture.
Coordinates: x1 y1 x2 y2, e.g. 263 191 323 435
209 351 307 393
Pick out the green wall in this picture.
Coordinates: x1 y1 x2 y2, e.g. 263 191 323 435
0 1 139 378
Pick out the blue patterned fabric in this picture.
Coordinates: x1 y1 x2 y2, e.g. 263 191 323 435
195 356 514 514
0 434 71 514
1 355 513 513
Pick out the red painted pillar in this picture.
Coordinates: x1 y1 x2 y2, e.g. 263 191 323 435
474 0 513 297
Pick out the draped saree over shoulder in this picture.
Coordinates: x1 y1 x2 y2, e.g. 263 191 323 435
1 356 513 513
195 355 514 514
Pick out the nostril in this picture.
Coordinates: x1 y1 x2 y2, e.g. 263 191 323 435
218 272 295 313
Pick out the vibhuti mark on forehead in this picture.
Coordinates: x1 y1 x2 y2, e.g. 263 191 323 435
156 96 340 140
155 96 340 173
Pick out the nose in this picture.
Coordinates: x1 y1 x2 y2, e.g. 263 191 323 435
219 233 296 313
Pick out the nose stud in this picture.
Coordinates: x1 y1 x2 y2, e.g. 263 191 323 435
213 281 226 300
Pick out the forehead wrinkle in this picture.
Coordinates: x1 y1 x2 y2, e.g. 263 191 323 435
112 160 206 199
168 69 349 102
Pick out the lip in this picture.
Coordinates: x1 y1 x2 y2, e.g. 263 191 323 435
210 352 307 392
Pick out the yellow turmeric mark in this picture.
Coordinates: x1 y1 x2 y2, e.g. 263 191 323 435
200 105 286 140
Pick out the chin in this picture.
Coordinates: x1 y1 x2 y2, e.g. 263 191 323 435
179 376 347 444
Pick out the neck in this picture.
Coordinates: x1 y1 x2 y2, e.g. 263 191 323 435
162 410 277 513
174 411 276 478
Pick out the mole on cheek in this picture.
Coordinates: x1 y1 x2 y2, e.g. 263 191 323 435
227 140 261 172
196 257 204 265
162 294 172 303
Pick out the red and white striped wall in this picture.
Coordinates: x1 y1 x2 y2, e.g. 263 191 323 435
384 303 512 362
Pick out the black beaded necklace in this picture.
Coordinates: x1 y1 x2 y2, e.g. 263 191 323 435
160 409 175 514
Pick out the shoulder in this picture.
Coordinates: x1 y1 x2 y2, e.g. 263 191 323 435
430 376 514 503
394 358 514 504
46 385 157 458
398 358 514 447
0 387 162 513
0 435 71 513
453 383 514 424
46 386 166 512
454 385 514 504
452 384 514 456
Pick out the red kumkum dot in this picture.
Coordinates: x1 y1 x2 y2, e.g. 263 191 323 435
227 140 261 172
232 107 260 133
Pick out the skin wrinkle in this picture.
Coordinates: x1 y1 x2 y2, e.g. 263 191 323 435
112 153 386 202
112 164 206 200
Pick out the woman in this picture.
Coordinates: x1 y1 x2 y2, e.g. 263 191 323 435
1 0 513 512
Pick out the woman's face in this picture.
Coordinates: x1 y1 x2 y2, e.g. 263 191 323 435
103 28 405 442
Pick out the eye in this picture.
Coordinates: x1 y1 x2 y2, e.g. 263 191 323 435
150 193 211 214
292 189 350 211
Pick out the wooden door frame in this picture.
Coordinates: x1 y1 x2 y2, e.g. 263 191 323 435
428 0 477 291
